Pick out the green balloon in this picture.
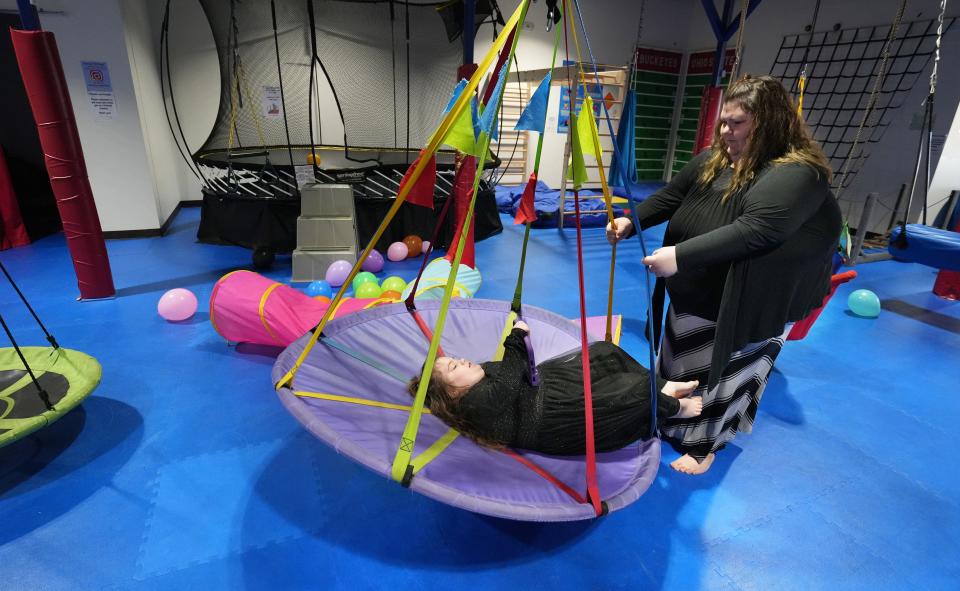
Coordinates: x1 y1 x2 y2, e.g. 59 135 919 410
847 289 880 318
355 281 382 299
381 276 407 293
351 271 378 293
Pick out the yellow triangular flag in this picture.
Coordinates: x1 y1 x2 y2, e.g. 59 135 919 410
567 110 589 189
576 95 603 162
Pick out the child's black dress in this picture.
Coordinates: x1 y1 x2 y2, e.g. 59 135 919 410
457 328 679 455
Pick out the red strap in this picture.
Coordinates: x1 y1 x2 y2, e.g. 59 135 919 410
573 190 602 515
502 449 587 504
408 308 444 358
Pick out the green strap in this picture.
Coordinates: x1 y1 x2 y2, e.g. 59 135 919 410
390 0 533 483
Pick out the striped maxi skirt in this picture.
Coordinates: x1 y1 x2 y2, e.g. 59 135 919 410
658 306 790 462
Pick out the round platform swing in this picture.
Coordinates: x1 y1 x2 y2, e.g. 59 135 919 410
0 261 101 449
271 0 666 522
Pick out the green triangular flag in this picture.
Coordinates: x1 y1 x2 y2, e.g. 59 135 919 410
576 95 603 162
441 97 479 155
567 110 589 189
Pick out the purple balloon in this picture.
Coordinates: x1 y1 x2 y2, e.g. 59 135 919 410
387 241 408 262
325 259 353 287
361 249 385 273
421 240 431 255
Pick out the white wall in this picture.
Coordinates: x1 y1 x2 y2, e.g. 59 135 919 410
25 0 159 232
928 98 960 225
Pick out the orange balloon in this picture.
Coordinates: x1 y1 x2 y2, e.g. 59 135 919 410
314 295 331 305
306 151 320 165
380 290 402 300
402 235 423 259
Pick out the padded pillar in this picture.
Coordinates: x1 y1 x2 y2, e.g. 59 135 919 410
10 28 114 299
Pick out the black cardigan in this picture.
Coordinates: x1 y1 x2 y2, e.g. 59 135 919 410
634 151 842 390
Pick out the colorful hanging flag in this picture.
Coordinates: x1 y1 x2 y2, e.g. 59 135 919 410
479 62 510 138
576 94 603 162
515 72 552 133
441 95 480 155
442 79 469 116
513 172 539 225
398 152 437 209
567 110 588 189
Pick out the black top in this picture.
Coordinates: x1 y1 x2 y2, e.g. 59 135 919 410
456 329 678 456
634 151 842 389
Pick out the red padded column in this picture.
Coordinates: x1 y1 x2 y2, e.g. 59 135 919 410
695 86 724 155
0 145 30 250
10 28 114 299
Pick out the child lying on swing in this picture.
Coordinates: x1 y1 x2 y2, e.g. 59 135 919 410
407 321 702 454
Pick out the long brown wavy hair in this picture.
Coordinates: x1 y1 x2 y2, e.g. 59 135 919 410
699 74 832 202
406 374 506 450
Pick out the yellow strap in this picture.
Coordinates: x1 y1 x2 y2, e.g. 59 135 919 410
410 428 460 475
258 283 284 345
294 390 433 414
493 311 518 361
274 1 528 393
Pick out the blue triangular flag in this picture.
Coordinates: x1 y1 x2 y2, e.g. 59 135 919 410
515 72 552 133
442 79 469 116
479 63 509 137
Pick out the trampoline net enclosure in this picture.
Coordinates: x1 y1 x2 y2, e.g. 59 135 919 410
195 0 462 169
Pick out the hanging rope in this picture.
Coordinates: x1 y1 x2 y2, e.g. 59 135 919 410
729 0 750 82
796 0 822 116
895 0 947 245
834 0 907 198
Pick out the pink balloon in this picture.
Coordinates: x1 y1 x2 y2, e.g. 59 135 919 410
360 249 385 273
158 288 198 322
387 241 408 262
325 259 353 287
421 240 431 255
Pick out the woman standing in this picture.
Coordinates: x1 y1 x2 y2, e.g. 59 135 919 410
606 75 842 474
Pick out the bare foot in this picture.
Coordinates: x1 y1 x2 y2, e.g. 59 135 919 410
675 397 703 419
670 453 715 475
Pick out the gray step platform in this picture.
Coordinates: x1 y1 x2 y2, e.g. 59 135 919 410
292 248 358 283
296 217 357 250
299 183 355 217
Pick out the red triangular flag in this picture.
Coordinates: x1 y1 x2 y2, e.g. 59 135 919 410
513 172 538 225
399 153 436 209
445 155 477 269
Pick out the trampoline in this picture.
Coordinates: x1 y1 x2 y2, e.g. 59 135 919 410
272 299 660 522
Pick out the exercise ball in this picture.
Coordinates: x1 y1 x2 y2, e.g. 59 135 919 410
848 289 881 318
325 260 353 287
158 288 198 322
381 276 407 293
361 249 385 273
402 235 423 259
252 246 275 270
387 241 408 262
355 282 382 299
351 271 378 294
305 280 332 298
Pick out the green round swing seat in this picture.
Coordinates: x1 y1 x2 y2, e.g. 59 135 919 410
0 347 102 448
